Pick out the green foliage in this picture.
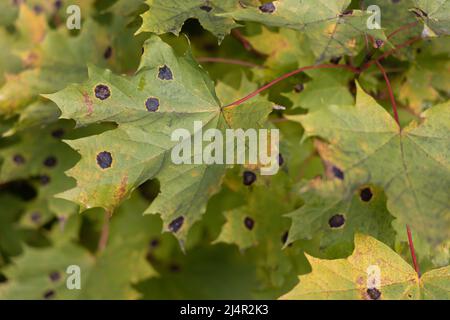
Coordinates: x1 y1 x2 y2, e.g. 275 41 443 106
220 0 387 60
413 0 450 36
46 35 272 240
138 0 245 42
0 0 448 300
288 84 450 245
0 194 162 299
286 180 396 258
281 234 450 300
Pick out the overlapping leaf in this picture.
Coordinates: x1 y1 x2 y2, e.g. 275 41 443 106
135 243 262 299
0 121 80 226
214 169 306 291
361 0 422 47
0 193 161 299
0 0 96 25
0 4 145 118
137 0 250 42
288 84 450 245
393 220 450 270
242 26 315 81
0 0 448 301
281 234 450 299
412 0 450 36
283 69 354 110
399 38 450 113
0 194 25 260
220 0 387 60
46 35 272 240
0 0 19 26
0 4 46 87
286 178 396 257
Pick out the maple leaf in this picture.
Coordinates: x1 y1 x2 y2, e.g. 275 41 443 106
0 194 25 260
220 0 387 61
5 0 96 24
0 0 18 26
0 120 81 229
238 26 316 83
214 168 304 291
0 4 46 89
287 83 450 246
0 0 448 301
399 38 450 113
215 171 291 252
137 0 245 43
0 121 78 186
393 220 450 269
0 193 161 299
281 234 450 299
100 0 147 17
0 31 22 88
412 0 450 37
46 35 273 240
362 0 421 42
135 243 262 299
285 178 396 257
0 5 145 117
283 68 354 110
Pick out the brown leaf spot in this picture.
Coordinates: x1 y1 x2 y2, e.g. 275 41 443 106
168 216 184 233
366 288 381 300
114 175 128 204
360 187 373 202
23 52 40 68
43 289 55 299
83 92 94 115
328 214 345 228
244 217 255 230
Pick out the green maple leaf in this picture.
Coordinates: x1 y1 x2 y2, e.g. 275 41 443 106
214 170 307 292
281 234 450 299
0 215 93 300
0 121 79 195
0 0 18 26
0 121 80 225
399 38 450 113
6 0 96 24
220 0 387 61
286 178 396 257
283 68 354 110
0 31 22 87
0 193 161 299
241 26 316 82
135 243 262 299
8 100 60 133
215 169 295 250
392 220 450 270
101 0 149 17
0 4 47 87
46 35 273 240
362 0 421 42
137 0 246 43
412 0 450 36
288 83 450 246
0 194 25 259
0 6 145 117
214 71 260 104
